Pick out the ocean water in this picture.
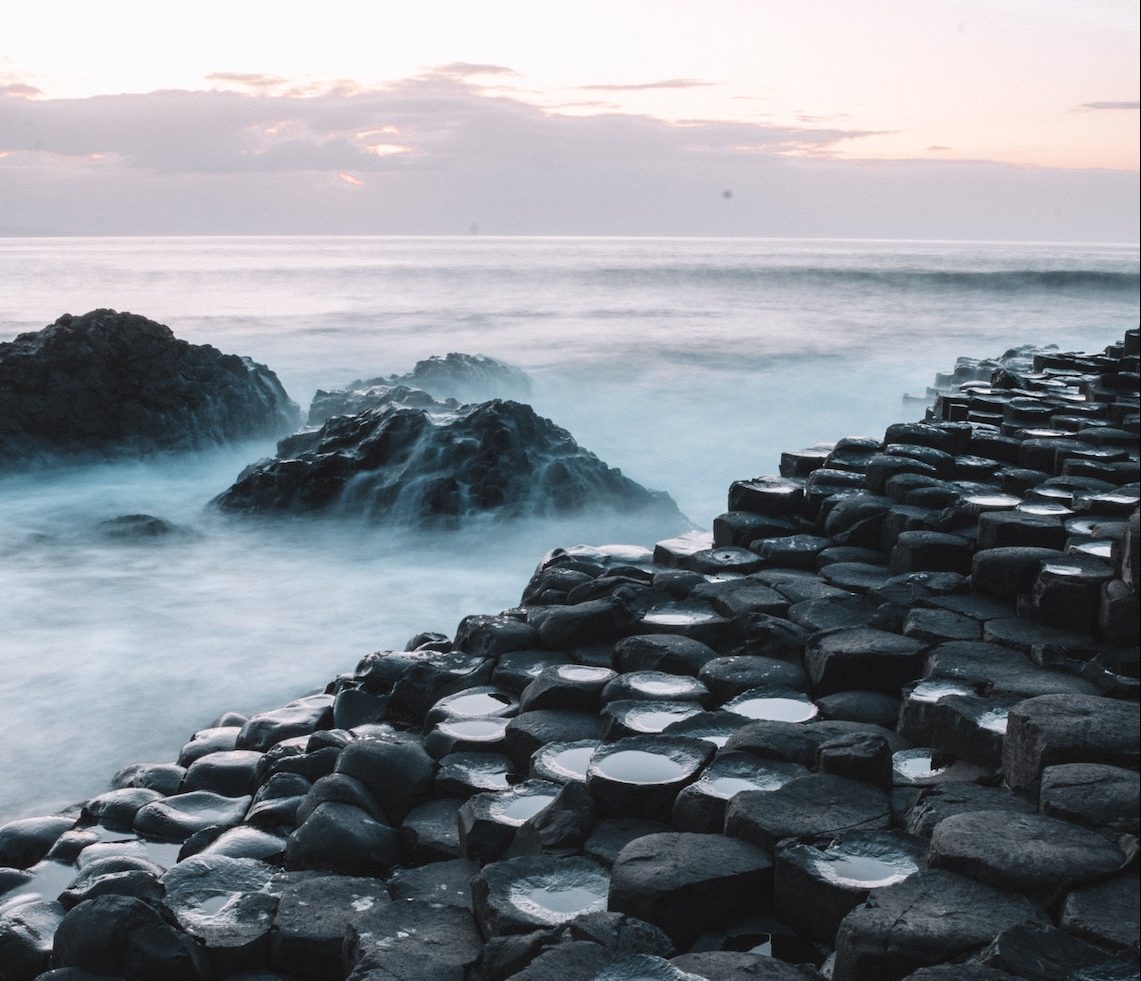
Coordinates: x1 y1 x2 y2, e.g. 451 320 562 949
0 235 1137 820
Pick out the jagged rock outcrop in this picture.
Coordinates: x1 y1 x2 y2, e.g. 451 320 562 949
0 310 299 467
308 352 531 424
215 397 682 525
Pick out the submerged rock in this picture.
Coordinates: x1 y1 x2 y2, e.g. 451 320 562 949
0 309 299 466
308 352 531 423
214 398 682 525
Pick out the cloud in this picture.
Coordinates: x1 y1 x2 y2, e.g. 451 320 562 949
578 78 715 92
206 72 291 92
425 63 519 79
1 83 41 99
0 73 1135 241
1079 101 1140 110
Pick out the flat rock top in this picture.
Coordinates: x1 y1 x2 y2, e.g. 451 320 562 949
928 811 1126 899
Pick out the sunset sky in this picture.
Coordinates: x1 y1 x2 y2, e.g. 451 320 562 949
1 0 1138 239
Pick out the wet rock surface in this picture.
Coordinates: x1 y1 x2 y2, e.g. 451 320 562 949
215 395 683 525
4 330 1139 979
0 309 298 467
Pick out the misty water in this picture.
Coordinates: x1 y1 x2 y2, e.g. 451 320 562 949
1 235 1137 820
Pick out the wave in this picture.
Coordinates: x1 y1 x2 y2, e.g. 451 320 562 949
594 265 1141 293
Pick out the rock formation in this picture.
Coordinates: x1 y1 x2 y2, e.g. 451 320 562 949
0 309 300 467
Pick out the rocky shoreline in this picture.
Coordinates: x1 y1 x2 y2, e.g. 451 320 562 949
1 330 1138 981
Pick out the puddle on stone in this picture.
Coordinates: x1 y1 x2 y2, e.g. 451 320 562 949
892 748 952 783
442 753 512 792
964 493 1021 510
724 692 818 723
557 665 614 683
591 750 691 784
623 673 705 698
640 603 718 627
810 841 920 890
0 860 75 910
75 835 183 870
197 893 235 916
613 702 703 734
908 679 974 703
532 741 599 784
1069 541 1114 561
434 717 510 742
1016 501 1073 516
493 794 557 826
975 707 1009 734
437 690 515 717
507 870 609 925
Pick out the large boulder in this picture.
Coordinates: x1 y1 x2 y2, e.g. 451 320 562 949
214 397 682 524
308 352 531 423
0 309 299 466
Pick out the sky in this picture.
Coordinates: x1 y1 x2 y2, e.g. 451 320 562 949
1 0 1138 240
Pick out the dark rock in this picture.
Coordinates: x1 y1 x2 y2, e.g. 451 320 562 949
726 719 905 767
774 829 926 944
399 798 464 863
195 826 288 862
0 817 75 870
670 951 816 979
562 909 675 958
455 613 540 658
215 398 682 524
977 511 1067 550
726 774 891 851
714 511 798 548
928 811 1127 903
733 614 811 660
815 691 900 728
492 649 571 694
236 695 334 752
608 831 772 947
284 803 400 875
295 773 384 825
160 855 278 975
435 750 513 798
177 730 243 766
923 640 1099 700
269 874 392 981
671 753 809 833
890 531 973 576
833 869 1045 981
584 818 673 868
902 608 981 643
520 664 617 712
96 513 182 541
971 547 1063 598
928 693 1013 768
819 561 895 593
471 854 611 934
334 736 435 822
389 651 494 724
0 898 62 980
0 309 298 466
613 635 719 676
133 791 250 842
344 899 482 978
805 628 927 696
500 940 622 980
699 656 810 700
1038 763 1140 836
728 477 804 517
585 736 714 819
817 732 893 788
111 762 187 796
83 789 165 832
788 594 878 633
1061 874 1140 954
753 534 832 570
183 750 263 798
976 921 1135 981
697 580 790 619
388 858 478 908
1002 693 1140 795
52 894 210 980
58 868 165 912
459 780 561 863
504 710 602 770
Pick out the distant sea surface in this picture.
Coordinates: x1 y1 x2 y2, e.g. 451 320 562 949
1 236 1137 820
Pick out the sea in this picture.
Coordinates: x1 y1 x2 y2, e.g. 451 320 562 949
1 235 1137 821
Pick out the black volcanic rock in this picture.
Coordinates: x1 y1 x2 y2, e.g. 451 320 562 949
214 398 682 524
0 309 299 466
308 352 532 424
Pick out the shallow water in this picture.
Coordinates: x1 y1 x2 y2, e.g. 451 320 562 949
1 235 1137 821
